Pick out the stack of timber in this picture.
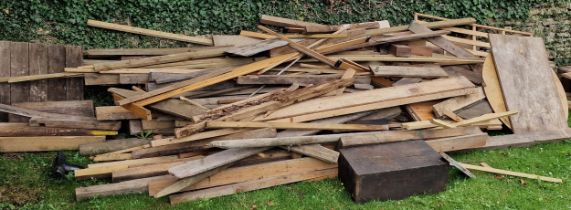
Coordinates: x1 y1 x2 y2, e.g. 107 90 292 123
0 13 567 205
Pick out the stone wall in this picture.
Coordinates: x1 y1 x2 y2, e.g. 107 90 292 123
499 3 571 65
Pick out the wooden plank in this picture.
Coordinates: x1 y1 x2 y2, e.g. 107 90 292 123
110 88 206 120
117 53 298 108
489 35 567 133
9 42 29 122
237 75 370 85
206 121 389 131
260 15 335 32
259 77 476 121
87 20 212 45
225 39 287 56
75 175 168 201
408 22 477 59
482 54 511 128
460 163 562 183
11 100 94 117
65 45 84 100
150 157 335 197
90 48 226 71
275 88 477 123
112 160 196 182
96 106 140 120
0 41 10 121
210 131 386 149
47 45 67 101
366 18 476 36
119 74 149 84
426 133 488 152
0 123 116 137
258 25 337 68
212 35 261 47
79 138 149 155
433 87 485 118
307 54 482 65
169 168 337 204
168 147 269 178
0 136 105 152
390 44 411 57
368 30 450 45
85 47 197 56
370 65 448 78
28 43 48 102
339 126 482 147
483 128 571 149
75 156 181 179
84 73 120 85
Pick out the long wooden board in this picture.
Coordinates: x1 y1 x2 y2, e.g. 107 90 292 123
87 20 212 45
259 77 475 121
0 136 105 152
481 54 511 128
489 35 567 133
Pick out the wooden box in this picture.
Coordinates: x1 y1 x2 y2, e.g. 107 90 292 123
338 140 448 202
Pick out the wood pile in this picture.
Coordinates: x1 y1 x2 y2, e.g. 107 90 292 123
0 13 568 204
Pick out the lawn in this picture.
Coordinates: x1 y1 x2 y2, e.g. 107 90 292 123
2 134 571 210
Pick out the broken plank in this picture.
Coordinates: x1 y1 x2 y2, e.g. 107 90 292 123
0 136 105 152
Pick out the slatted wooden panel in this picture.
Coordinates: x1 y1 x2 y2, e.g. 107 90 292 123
0 41 84 122
0 42 10 121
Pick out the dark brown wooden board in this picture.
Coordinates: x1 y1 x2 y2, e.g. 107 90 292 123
338 140 448 202
9 42 30 122
0 41 10 121
65 45 84 100
47 45 67 101
28 43 49 102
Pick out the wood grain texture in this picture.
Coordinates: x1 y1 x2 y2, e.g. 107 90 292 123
489 35 567 133
370 65 448 78
0 136 105 152
481 53 511 128
65 45 84 100
9 42 30 122
0 41 10 121
47 45 67 101
28 43 48 102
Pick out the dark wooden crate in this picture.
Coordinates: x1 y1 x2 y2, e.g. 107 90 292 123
338 140 448 203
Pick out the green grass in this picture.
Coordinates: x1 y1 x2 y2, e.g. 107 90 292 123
2 136 571 209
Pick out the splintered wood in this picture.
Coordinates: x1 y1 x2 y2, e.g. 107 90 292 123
2 12 566 205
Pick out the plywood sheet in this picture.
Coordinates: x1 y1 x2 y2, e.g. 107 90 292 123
489 35 567 133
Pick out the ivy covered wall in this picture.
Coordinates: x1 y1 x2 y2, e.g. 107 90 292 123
0 0 568 63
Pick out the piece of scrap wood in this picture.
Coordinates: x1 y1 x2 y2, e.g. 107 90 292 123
460 163 562 183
